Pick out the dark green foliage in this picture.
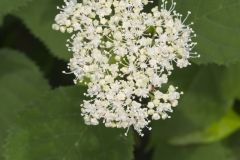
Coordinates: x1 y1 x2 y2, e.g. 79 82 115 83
0 0 240 160
4 87 134 160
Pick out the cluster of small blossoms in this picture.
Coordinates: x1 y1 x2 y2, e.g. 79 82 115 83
53 0 198 136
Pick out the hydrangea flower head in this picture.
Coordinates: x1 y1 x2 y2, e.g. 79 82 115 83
53 0 199 136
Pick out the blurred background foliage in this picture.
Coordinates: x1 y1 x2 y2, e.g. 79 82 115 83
0 0 240 159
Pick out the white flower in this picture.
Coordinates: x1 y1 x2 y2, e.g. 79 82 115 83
53 0 199 136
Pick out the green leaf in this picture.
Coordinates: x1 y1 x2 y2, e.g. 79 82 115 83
171 65 231 128
225 63 240 100
0 49 40 76
175 0 240 65
170 110 240 145
176 63 240 128
12 0 70 60
0 49 50 159
4 86 134 160
0 0 33 19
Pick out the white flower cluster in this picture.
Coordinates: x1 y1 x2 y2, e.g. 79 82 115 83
53 0 198 136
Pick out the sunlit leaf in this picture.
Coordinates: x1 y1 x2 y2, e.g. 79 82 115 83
170 110 240 145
